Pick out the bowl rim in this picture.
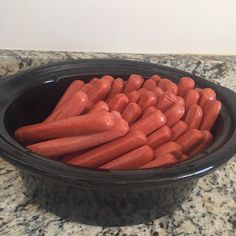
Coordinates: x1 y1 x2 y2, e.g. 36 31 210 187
0 59 236 188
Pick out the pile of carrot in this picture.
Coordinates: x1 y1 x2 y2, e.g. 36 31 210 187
14 74 221 170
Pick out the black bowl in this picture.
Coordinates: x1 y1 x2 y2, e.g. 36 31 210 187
0 59 236 226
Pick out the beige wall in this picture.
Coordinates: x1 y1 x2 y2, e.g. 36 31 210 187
0 0 236 54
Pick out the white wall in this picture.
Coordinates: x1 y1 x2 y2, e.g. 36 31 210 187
0 0 236 54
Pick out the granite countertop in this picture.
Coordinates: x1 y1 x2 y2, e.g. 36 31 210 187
0 50 235 236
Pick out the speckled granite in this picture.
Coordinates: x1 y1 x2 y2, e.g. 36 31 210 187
0 50 235 236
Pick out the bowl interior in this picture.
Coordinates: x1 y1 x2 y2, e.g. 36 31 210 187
3 75 227 156
4 74 125 134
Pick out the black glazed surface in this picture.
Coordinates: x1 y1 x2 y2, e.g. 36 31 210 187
0 59 235 226
20 171 197 226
